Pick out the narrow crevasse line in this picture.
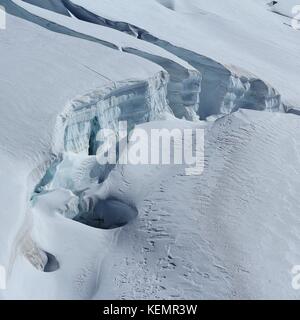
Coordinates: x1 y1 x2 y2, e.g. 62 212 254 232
2 0 118 48
61 0 286 119
11 0 203 121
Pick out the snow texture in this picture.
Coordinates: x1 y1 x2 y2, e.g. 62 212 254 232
0 0 300 299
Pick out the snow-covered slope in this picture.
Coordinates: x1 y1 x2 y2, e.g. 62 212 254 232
0 5 171 299
94 110 300 299
65 0 300 111
269 0 299 18
1 0 300 299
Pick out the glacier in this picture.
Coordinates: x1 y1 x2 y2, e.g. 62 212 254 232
0 0 300 300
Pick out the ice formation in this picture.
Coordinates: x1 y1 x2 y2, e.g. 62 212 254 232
0 0 300 299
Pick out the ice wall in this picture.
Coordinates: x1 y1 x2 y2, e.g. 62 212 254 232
55 71 171 155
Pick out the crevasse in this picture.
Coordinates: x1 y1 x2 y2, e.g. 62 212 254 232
27 70 172 271
54 71 171 155
61 0 284 119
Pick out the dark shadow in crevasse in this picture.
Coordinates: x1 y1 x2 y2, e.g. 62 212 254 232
74 198 138 230
44 252 60 272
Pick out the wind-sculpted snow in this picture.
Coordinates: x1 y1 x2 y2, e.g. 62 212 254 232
155 0 175 11
92 110 300 299
2 0 300 300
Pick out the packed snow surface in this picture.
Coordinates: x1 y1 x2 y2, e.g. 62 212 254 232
0 0 300 299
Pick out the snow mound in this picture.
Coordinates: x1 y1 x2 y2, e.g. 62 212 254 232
269 0 299 18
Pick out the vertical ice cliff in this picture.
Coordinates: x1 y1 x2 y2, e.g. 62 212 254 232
138 35 284 119
220 74 282 115
123 48 201 120
55 71 171 155
31 70 172 212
